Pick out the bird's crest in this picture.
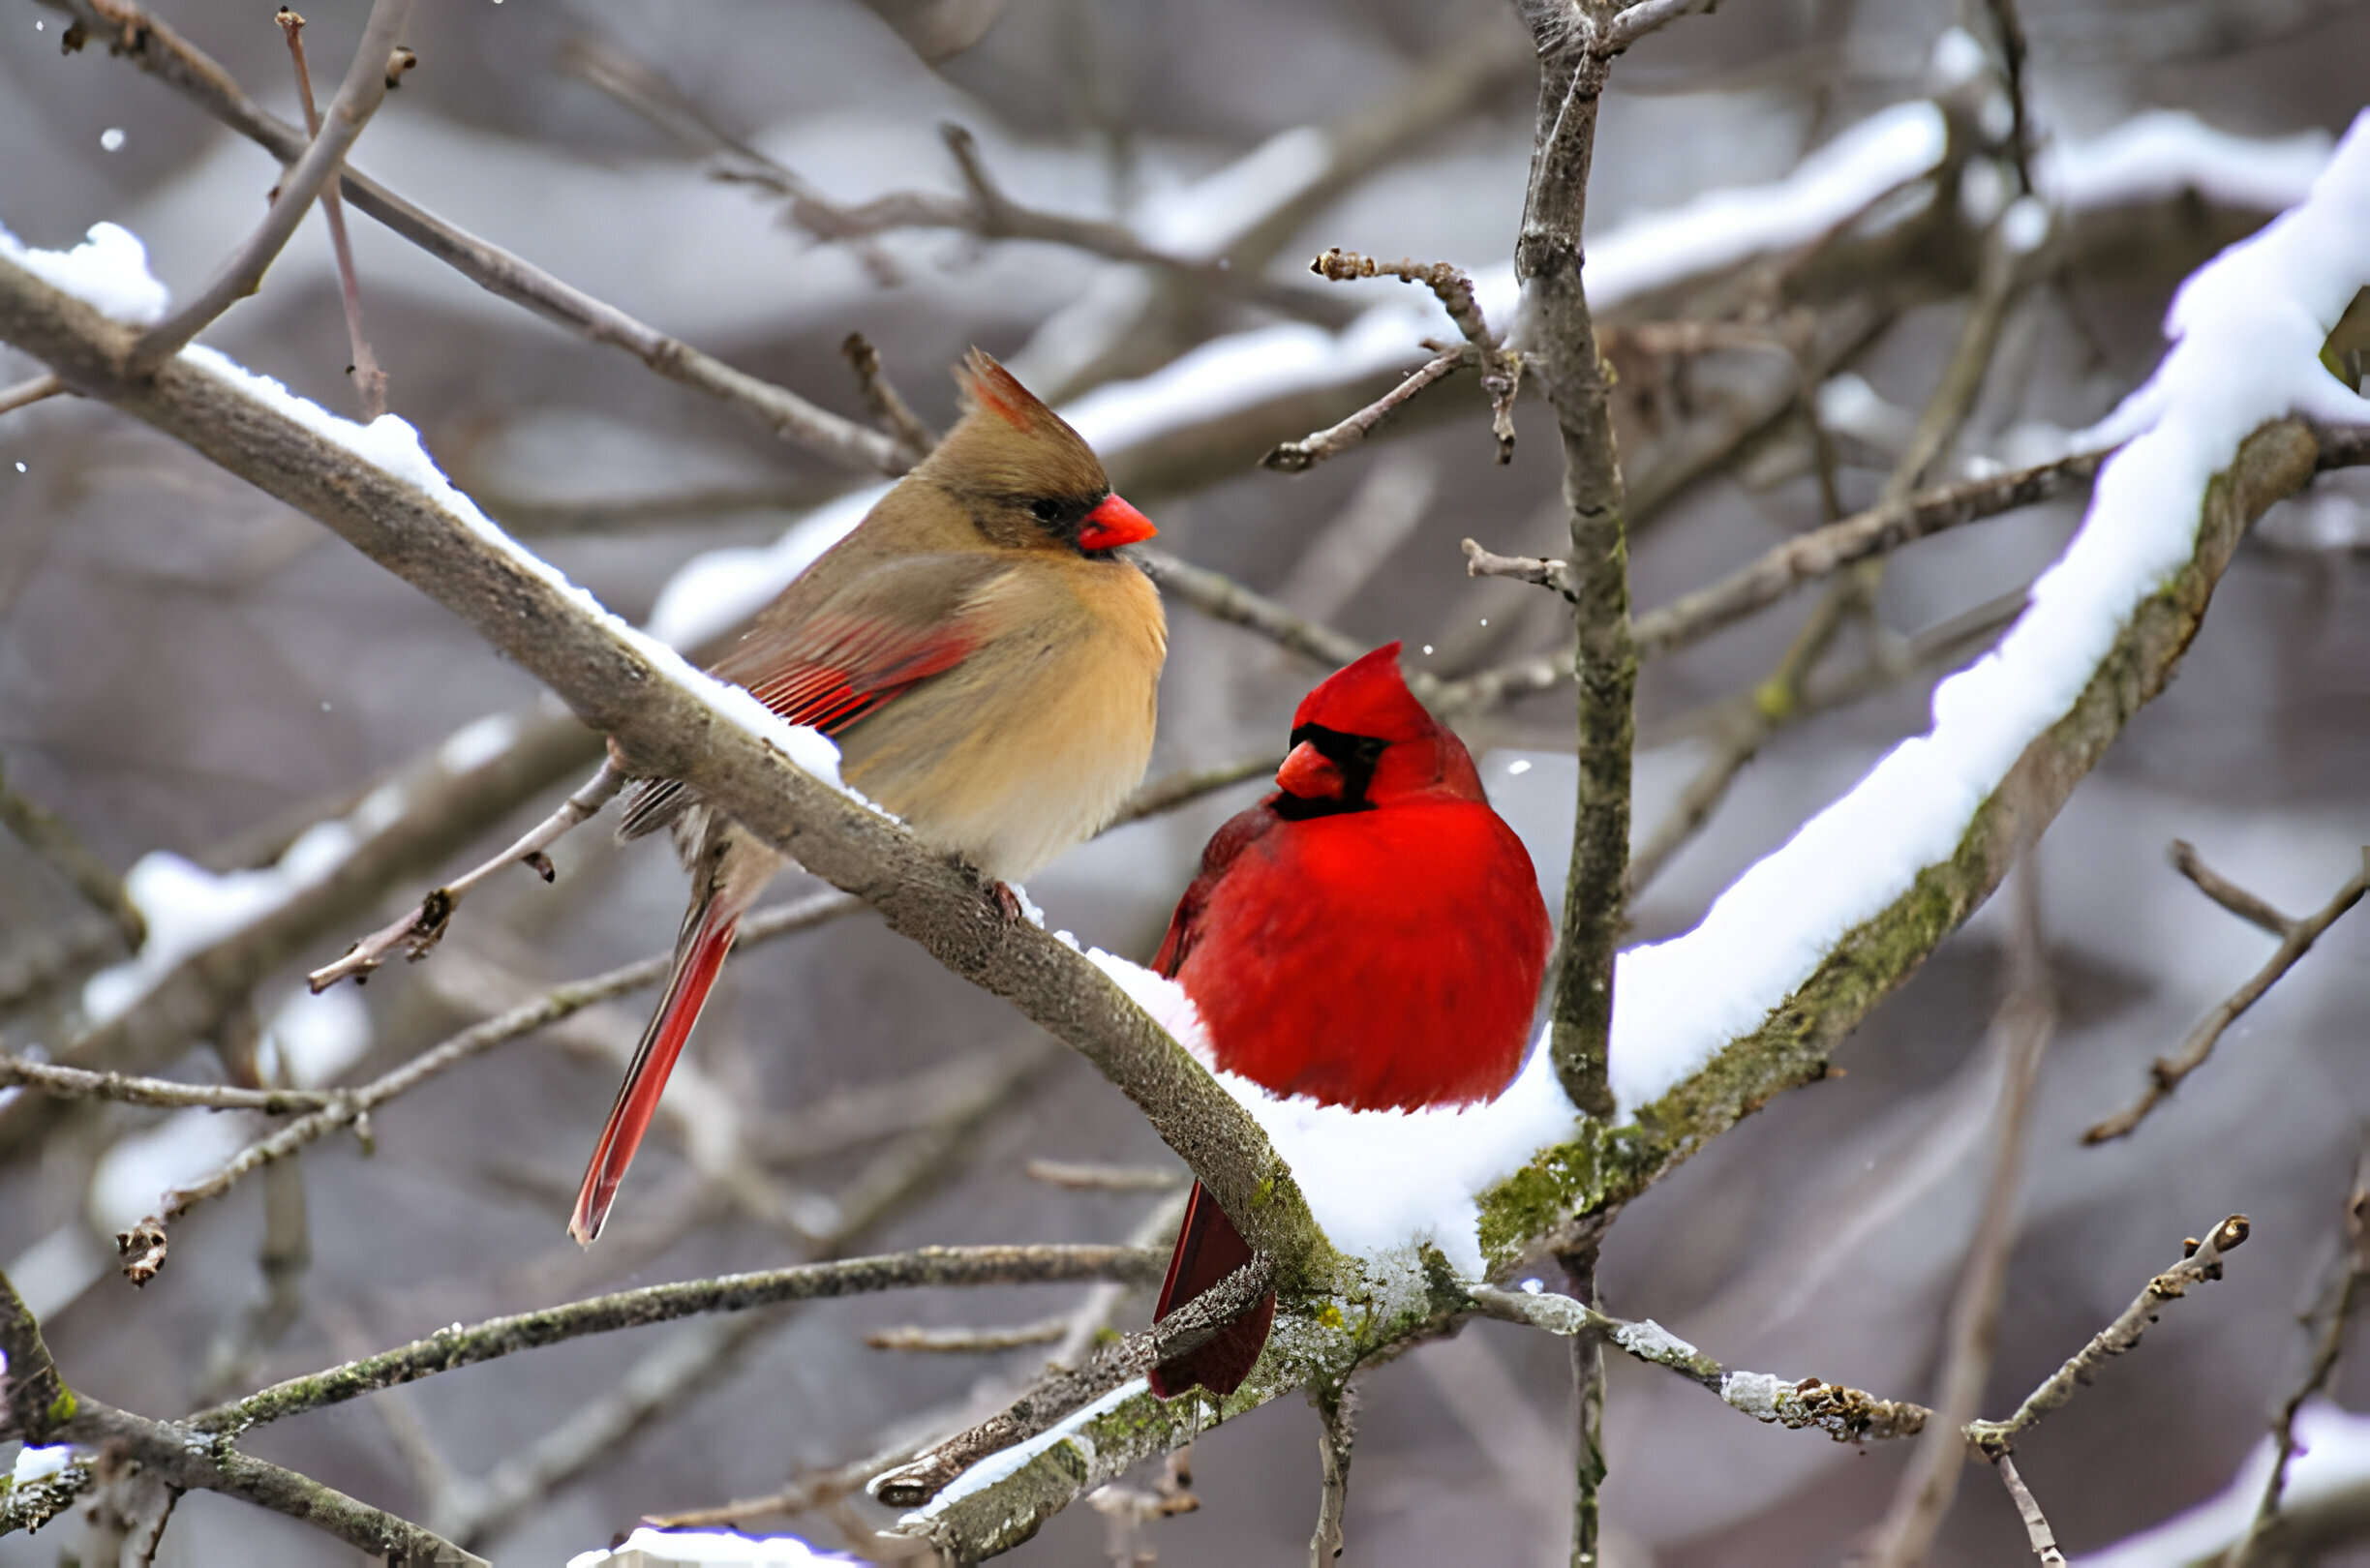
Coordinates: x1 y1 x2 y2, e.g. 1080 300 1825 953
1293 643 1438 743
926 348 1109 501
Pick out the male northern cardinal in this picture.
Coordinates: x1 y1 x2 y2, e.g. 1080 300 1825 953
570 349 1166 1244
1145 644 1551 1397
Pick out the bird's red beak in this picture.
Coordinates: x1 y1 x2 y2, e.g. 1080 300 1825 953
1277 740 1346 800
1079 493 1157 551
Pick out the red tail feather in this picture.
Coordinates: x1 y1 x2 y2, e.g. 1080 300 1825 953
1148 1180 1277 1399
568 899 740 1244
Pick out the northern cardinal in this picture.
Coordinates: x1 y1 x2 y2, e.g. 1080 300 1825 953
570 349 1166 1244
1144 644 1551 1398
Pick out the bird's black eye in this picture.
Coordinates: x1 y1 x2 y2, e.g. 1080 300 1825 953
1030 498 1062 523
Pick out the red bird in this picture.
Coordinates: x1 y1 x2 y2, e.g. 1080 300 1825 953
571 349 1166 1245
1145 644 1551 1398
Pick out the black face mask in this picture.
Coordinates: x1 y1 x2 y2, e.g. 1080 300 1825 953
1271 722 1386 821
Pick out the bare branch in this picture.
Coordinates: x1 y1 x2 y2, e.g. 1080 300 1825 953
44 0 903 473
1866 855 2055 1568
866 1317 1073 1353
1467 1284 1931 1442
1462 536 1577 601
0 1054 333 1111
0 757 145 948
1995 1453 2067 1565
841 331 937 467
2171 837 2296 937
869 1253 1276 1507
192 1246 1162 1437
307 756 625 991
126 888 858 1270
0 372 65 415
2228 1156 2370 1566
1310 248 1495 347
1132 547 1375 671
277 6 386 419
1261 350 1467 472
128 0 414 371
1967 1215 2252 1454
1629 447 2109 658
1023 1160 1183 1192
1308 1382 1357 1566
2084 858 2367 1142
1110 754 1282 827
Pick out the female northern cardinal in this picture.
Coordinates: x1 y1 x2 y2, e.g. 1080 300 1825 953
1145 644 1551 1397
570 349 1166 1244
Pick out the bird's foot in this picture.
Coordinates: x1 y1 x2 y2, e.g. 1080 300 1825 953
988 880 1025 924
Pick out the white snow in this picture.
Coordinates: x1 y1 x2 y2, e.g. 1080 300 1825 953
0 221 168 324
1614 1318 1701 1362
900 1377 1150 1523
1604 109 2370 1114
2077 1401 2370 1567
261 983 372 1089
11 1444 74 1485
1139 126 1333 259
566 1526 859 1566
82 817 362 1026
436 710 521 774
1080 952 1578 1279
2049 110 2335 218
1719 1371 1788 1422
87 1109 252 1236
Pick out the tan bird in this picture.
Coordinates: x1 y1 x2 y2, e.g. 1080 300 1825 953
571 349 1166 1243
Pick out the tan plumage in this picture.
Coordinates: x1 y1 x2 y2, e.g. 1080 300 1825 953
571 350 1165 1243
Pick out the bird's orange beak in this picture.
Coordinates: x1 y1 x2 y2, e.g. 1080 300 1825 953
1277 740 1345 800
1079 493 1157 551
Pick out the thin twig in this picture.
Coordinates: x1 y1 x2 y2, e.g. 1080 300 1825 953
1629 447 2108 657
0 759 145 947
1023 1160 1183 1191
1467 1284 1931 1442
866 1317 1073 1354
1966 1215 2252 1454
1309 1381 1357 1566
190 1246 1163 1436
868 1253 1277 1507
129 0 414 372
46 0 902 473
121 889 860 1277
840 332 937 466
1310 248 1495 347
2227 1153 2370 1566
278 7 387 419
2171 837 2295 937
1132 547 1375 670
1865 853 2054 1568
1110 754 1281 826
1463 536 1577 601
0 1053 334 1111
1563 1246 1607 1567
0 372 64 415
307 756 625 991
1261 350 1467 472
1994 1453 2066 1564
1979 0 2038 195
2085 854 2367 1142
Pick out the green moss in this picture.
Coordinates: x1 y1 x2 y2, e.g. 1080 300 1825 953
46 1385 76 1427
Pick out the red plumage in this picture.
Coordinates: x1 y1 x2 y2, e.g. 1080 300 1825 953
1147 644 1552 1399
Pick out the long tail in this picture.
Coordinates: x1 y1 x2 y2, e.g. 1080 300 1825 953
1147 1180 1278 1400
567 891 741 1244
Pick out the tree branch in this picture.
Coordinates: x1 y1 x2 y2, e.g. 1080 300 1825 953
2084 854 2367 1143
45 0 903 474
127 0 413 371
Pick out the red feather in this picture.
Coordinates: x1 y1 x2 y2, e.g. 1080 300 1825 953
1147 644 1551 1398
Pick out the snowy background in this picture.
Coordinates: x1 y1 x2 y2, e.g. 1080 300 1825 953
4 0 2370 1563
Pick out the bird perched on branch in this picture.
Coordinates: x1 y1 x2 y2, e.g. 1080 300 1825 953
1145 644 1551 1398
571 349 1166 1244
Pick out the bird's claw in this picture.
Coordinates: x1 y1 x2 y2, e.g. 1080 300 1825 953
988 881 1025 923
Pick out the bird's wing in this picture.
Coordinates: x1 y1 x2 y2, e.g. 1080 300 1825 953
1150 801 1282 976
618 553 1005 841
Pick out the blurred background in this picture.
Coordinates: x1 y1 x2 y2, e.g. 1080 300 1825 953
3 0 2369 1561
